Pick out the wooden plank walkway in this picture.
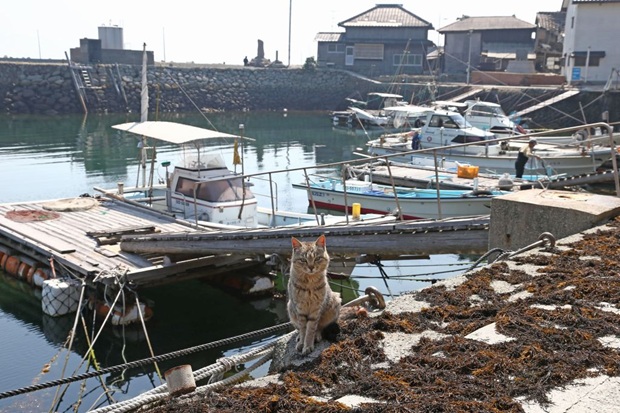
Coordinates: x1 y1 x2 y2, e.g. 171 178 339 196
1 196 490 288
119 215 491 257
0 197 260 287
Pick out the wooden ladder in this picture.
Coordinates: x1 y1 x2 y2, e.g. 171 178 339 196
80 69 92 88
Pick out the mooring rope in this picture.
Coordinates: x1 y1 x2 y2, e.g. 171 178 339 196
89 340 284 413
0 322 292 401
95 290 388 413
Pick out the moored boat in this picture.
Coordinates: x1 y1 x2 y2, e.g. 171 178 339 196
365 110 617 176
293 177 503 220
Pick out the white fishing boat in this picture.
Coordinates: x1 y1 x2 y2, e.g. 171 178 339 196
293 177 503 220
331 92 412 131
433 99 620 147
104 46 392 230
365 109 616 176
109 120 396 229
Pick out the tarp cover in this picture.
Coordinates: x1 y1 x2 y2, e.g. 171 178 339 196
112 121 250 144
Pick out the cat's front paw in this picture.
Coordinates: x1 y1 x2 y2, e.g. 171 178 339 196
301 344 314 355
296 339 304 352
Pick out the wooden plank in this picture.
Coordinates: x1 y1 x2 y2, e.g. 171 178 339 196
120 217 490 256
87 225 157 237
125 255 260 286
0 215 76 253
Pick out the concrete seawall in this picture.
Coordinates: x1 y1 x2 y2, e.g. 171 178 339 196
0 61 617 129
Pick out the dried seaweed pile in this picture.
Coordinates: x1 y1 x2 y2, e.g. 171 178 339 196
144 218 620 413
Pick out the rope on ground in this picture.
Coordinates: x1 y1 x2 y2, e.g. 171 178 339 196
90 335 287 413
0 322 292 401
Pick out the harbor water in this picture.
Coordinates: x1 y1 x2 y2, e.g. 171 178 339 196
0 111 476 412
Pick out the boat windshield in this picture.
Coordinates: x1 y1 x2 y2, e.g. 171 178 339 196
175 177 255 202
428 113 470 129
470 104 505 117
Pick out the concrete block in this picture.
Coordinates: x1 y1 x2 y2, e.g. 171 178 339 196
489 189 620 251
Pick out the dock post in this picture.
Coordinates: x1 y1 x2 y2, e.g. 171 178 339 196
165 364 196 397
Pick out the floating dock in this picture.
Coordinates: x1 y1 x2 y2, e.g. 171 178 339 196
0 196 490 288
0 196 263 289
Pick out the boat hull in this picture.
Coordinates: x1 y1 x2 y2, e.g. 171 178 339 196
295 182 494 220
367 144 612 175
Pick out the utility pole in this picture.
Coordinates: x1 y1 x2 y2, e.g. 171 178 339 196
288 0 292 66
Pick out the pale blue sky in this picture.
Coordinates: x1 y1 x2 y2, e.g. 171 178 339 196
2 1 563 65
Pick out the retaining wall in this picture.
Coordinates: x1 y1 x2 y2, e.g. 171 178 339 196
0 62 617 130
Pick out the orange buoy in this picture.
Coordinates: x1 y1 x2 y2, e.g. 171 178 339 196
0 254 8 271
17 262 31 280
4 256 22 277
25 266 39 286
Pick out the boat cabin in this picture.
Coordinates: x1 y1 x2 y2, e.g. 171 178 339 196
167 153 258 227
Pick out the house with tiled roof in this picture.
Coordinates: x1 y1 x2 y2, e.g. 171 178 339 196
314 4 435 76
534 11 566 73
562 0 620 84
438 16 536 78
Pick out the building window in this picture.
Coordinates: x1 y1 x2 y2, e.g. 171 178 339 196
327 44 345 53
393 53 422 67
574 56 600 67
572 51 605 67
354 44 384 60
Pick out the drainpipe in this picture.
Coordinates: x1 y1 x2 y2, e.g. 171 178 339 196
466 30 473 85
584 46 591 83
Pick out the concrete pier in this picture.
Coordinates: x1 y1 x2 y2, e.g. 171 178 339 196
489 189 620 250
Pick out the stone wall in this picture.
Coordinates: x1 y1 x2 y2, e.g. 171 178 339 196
0 63 381 116
0 62 617 130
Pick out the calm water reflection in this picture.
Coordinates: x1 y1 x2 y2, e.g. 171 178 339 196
0 111 473 412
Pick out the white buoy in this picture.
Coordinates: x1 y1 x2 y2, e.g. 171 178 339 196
165 365 196 397
41 278 81 317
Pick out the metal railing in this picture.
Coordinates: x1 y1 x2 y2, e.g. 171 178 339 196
134 121 620 227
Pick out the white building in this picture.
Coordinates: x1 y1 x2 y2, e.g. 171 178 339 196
562 0 620 84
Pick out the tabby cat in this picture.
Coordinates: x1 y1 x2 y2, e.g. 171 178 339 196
287 234 341 355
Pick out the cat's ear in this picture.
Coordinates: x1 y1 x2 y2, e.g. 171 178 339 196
316 234 326 248
292 237 302 250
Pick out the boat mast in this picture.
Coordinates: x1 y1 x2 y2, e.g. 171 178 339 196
138 43 149 188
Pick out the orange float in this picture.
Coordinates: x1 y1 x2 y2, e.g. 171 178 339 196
3 256 22 277
16 257 38 281
0 247 13 272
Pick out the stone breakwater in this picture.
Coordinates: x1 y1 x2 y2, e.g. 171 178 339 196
0 61 615 130
0 62 380 115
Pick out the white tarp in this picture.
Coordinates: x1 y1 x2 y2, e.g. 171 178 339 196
112 121 253 144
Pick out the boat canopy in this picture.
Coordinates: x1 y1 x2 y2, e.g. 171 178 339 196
112 121 254 144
